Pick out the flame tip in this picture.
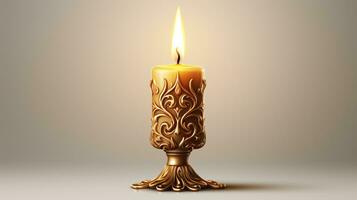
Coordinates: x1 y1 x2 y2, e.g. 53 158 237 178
171 6 185 64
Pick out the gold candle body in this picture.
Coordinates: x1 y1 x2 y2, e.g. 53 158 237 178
150 64 206 152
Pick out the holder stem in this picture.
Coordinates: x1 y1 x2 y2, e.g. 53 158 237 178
131 151 225 191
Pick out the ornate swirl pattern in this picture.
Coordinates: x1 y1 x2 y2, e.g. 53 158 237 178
131 164 225 191
150 73 206 151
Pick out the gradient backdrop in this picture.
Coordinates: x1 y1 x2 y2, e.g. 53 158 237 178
1 0 356 168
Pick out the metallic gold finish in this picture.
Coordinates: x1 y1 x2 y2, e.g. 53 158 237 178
132 69 225 191
166 151 189 166
150 72 206 151
131 151 225 191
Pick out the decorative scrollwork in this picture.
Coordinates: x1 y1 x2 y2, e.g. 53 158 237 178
150 73 206 151
131 164 225 191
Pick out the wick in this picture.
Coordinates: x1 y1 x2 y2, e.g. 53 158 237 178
176 48 181 65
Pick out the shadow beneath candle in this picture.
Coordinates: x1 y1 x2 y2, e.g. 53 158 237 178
222 182 307 192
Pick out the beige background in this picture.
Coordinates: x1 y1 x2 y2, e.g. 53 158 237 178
1 0 356 167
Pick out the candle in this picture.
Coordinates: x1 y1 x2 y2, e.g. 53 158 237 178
132 7 224 191
151 7 205 150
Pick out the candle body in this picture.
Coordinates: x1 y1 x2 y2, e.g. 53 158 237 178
150 64 206 152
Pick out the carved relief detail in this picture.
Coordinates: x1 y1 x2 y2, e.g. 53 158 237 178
150 74 206 151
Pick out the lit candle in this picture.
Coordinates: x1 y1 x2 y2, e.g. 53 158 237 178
151 7 205 150
132 7 224 191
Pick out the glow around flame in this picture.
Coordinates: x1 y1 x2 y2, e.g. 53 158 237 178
171 7 185 64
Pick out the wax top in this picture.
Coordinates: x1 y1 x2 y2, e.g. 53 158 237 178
154 64 202 69
151 64 205 88
153 64 202 70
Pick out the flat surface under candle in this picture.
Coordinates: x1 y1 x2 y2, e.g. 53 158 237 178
0 164 356 200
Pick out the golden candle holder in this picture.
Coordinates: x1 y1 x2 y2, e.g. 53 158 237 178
131 73 225 191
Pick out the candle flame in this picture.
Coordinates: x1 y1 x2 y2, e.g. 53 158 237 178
171 7 185 64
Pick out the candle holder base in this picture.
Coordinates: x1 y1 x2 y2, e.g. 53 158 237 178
131 151 225 191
